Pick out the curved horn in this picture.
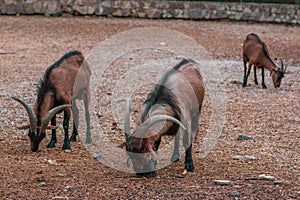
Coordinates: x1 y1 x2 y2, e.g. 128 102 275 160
279 58 288 74
11 96 37 132
118 98 131 143
133 115 186 139
280 58 284 71
41 104 71 132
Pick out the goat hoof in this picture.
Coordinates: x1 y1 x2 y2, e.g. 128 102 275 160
47 141 56 148
70 134 77 142
86 137 92 144
171 156 179 163
171 154 179 163
62 143 71 150
185 162 194 172
262 85 267 89
136 171 156 177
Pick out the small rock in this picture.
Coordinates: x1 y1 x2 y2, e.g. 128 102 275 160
233 155 243 160
244 155 256 160
214 180 231 185
64 185 72 191
64 149 71 153
230 191 239 197
47 159 56 165
274 179 284 184
93 153 103 159
39 182 46 187
237 134 252 140
259 174 276 180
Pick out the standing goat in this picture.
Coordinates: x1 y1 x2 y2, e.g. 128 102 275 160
242 33 287 88
12 50 91 152
120 59 205 177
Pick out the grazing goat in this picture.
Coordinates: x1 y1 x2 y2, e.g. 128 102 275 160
242 33 287 88
12 50 91 152
120 59 205 177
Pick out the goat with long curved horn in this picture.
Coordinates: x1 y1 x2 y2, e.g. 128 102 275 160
123 58 205 177
242 33 287 88
11 50 91 152
12 96 71 152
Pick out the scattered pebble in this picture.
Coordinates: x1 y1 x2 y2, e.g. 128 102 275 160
230 191 239 197
259 174 276 180
47 159 57 165
64 149 71 153
244 155 256 160
93 153 103 159
237 134 252 140
52 197 69 200
39 182 46 187
63 185 72 192
274 179 284 185
214 180 231 185
233 155 243 160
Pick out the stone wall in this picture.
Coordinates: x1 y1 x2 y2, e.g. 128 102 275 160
0 0 299 24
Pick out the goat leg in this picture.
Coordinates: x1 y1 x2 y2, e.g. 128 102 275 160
62 110 71 150
254 66 258 85
261 68 267 89
242 60 248 87
171 133 180 163
70 101 79 142
84 94 92 144
184 144 194 172
47 116 57 148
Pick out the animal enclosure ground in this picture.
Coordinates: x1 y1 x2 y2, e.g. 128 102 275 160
0 16 299 199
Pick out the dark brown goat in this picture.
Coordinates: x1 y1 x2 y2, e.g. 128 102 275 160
120 59 205 177
12 50 91 152
242 33 287 88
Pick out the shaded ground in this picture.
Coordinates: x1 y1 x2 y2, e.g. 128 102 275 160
0 16 299 199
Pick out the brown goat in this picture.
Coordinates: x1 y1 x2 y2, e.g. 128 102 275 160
120 59 205 177
242 33 287 88
12 50 91 152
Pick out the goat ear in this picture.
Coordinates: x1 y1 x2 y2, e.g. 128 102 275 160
118 142 127 149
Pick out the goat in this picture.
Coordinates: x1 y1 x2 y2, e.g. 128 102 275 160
242 33 287 89
120 59 205 177
12 50 91 152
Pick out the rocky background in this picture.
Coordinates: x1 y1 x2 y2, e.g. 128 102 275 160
0 0 299 24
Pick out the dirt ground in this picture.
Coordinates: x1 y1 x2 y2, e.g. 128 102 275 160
0 16 299 199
